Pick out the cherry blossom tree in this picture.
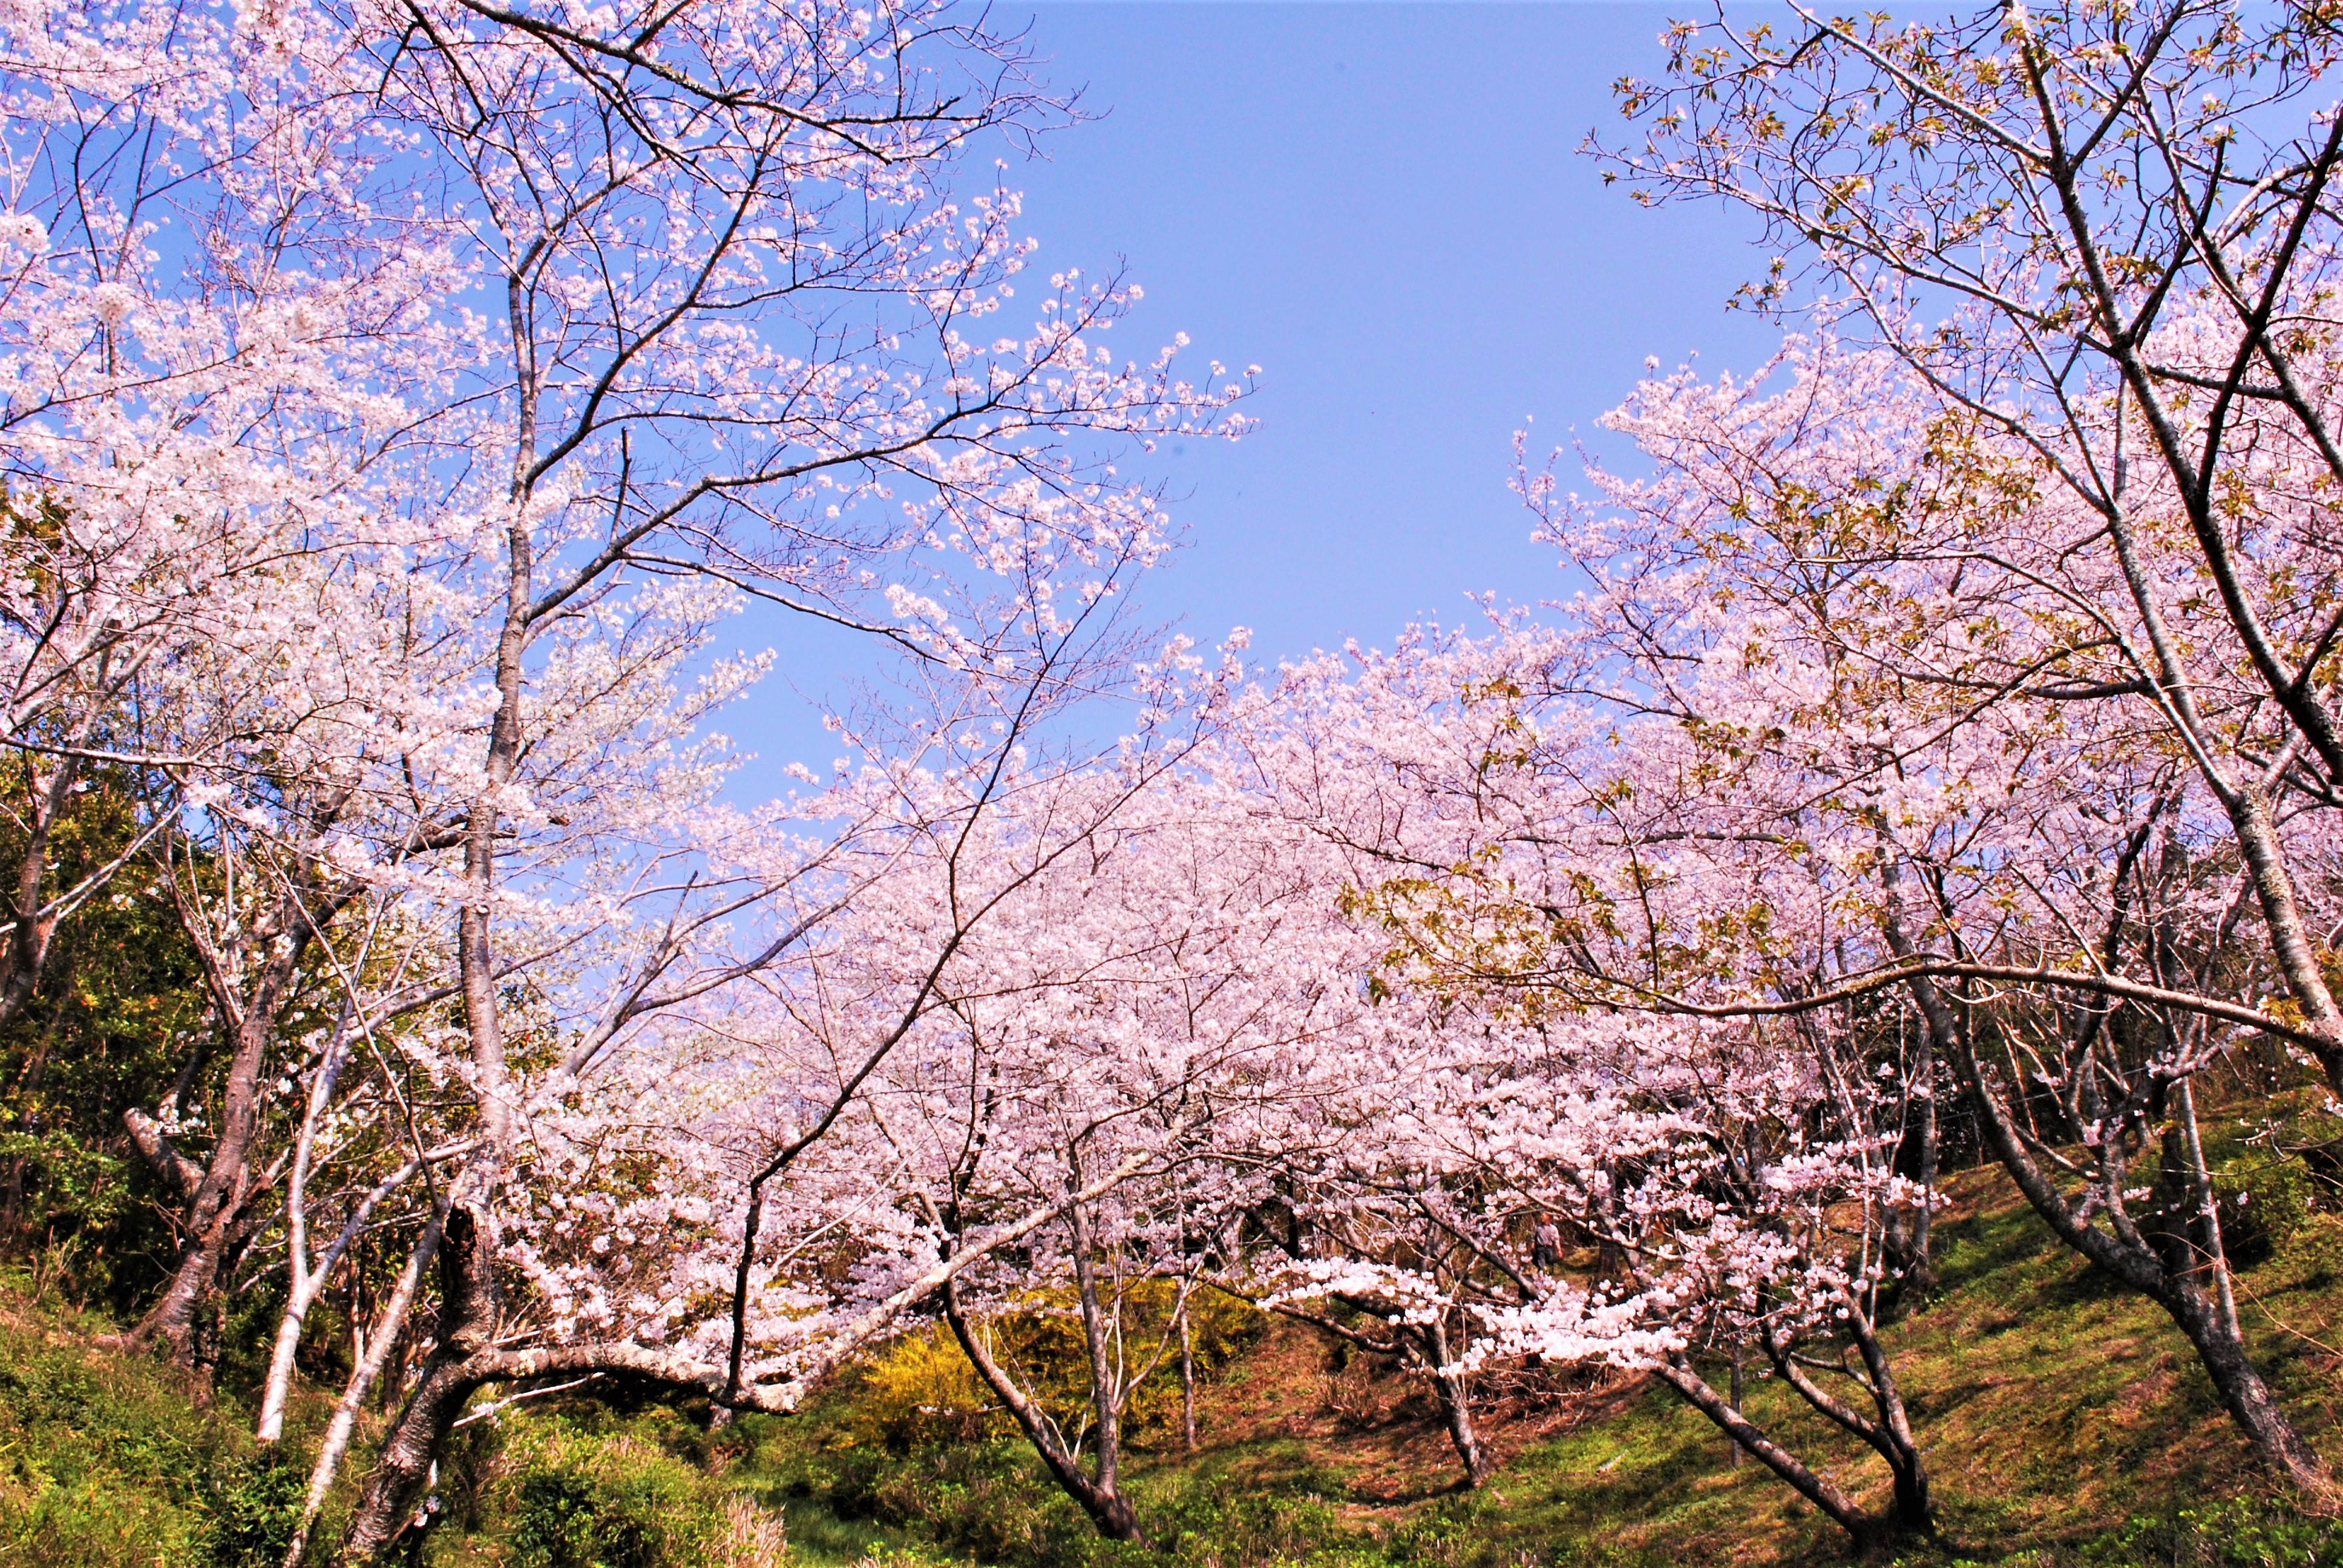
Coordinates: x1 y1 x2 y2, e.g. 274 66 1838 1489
880 770 1396 1541
1229 630 1942 1529
1233 325 2342 1497
1601 0 2343 1113
0 0 1253 1556
1519 339 2339 1494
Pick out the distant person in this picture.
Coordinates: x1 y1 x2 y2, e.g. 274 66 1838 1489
1532 1216 1562 1272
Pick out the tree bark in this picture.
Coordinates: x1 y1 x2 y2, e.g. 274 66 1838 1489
943 1275 1151 1545
339 1187 499 1562
1419 1315 1490 1488
126 851 361 1366
1178 1299 1198 1453
1761 1298 1930 1533
1728 1345 1743 1468
283 1196 446 1567
1899 927 2334 1495
1653 1357 1886 1549
258 1150 437 1443
1064 1181 1129 1506
0 753 84 1037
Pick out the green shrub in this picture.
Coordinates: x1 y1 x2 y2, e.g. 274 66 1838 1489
0 1295 223 1567
2215 1154 2316 1266
196 1452 306 1568
480 1417 784 1568
505 1426 726 1568
866 1442 1096 1568
1147 1483 1369 1568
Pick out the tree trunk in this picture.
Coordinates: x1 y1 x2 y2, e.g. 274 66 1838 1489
0 753 85 1037
1904 934 2335 1495
943 1276 1151 1545
341 470 537 1561
1877 848 1943 1294
1064 1182 1127 1504
259 1139 436 1442
1420 1315 1490 1488
1179 1301 1198 1453
128 864 351 1366
1728 1346 1743 1468
1653 1357 1885 1549
125 1198 243 1366
283 1198 445 1567
2163 1256 2332 1496
1761 1296 1931 1534
339 1180 500 1563
2088 486 2343 1093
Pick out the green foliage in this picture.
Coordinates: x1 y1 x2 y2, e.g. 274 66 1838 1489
15 1145 2343 1568
439 1413 785 1568
820 1440 1101 1567
0 1287 233 1567
0 765 209 1309
1141 1477 1372 1568
195 1452 307 1568
2076 1494 2343 1566
500 1423 730 1568
0 1132 124 1227
766 1431 1381 1568
2215 1153 2316 1267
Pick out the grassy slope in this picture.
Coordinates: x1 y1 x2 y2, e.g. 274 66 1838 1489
0 1279 385 1568
747 1165 2343 1568
0 1285 235 1567
8 1160 2343 1567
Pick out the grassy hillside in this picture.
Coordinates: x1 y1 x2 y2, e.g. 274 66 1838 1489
9 1162 2343 1567
727 1163 2343 1568
0 1285 266 1567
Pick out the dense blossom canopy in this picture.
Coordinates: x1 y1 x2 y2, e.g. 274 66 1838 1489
8 0 2343 1555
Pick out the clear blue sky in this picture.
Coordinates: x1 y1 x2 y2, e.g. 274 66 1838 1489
735 3 1788 773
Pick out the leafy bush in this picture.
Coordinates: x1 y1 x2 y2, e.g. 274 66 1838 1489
506 1427 723 1568
490 1418 784 1568
855 1440 1098 1568
196 1452 306 1568
0 1290 224 1567
2215 1154 2316 1267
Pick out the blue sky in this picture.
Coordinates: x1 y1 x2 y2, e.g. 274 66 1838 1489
735 3 1789 771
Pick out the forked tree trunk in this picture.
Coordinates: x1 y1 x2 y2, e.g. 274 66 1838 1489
258 1140 450 1442
1761 1295 1931 1533
943 1275 1150 1544
125 860 358 1368
1652 1356 1890 1550
1418 1315 1490 1488
282 1197 446 1567
1064 1185 1133 1512
339 1171 502 1563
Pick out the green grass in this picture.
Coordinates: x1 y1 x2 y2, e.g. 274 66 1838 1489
735 1163 2343 1568
0 1279 235 1567
12 1160 2343 1567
